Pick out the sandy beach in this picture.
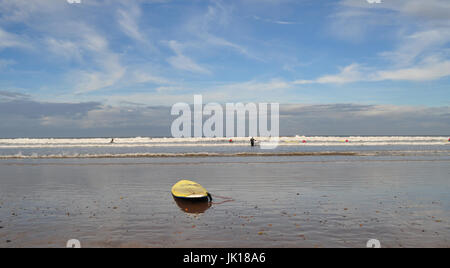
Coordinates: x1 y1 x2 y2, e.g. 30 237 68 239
0 155 448 248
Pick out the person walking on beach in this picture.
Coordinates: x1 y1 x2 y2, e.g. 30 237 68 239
250 137 256 147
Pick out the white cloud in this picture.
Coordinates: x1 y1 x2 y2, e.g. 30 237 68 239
0 27 29 50
46 38 83 62
316 64 364 84
117 4 146 43
294 63 367 84
295 59 450 84
374 60 450 81
167 40 211 74
75 65 126 94
68 27 127 93
251 15 298 25
380 29 450 67
182 0 259 60
129 70 172 85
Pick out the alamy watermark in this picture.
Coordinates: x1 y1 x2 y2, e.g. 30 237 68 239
66 239 81 248
366 239 381 248
171 95 280 149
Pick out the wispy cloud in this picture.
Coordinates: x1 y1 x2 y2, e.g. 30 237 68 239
379 29 450 67
295 59 450 84
0 27 29 50
183 0 259 60
45 38 83 62
117 5 145 42
251 15 298 25
167 40 212 74
70 26 127 93
116 1 159 50
295 64 365 84
374 59 450 81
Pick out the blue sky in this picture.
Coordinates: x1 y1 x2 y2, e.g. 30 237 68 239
0 0 449 137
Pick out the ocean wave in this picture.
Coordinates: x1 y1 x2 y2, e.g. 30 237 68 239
0 136 448 148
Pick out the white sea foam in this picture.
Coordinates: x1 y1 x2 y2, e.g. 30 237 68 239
0 136 447 148
0 136 448 159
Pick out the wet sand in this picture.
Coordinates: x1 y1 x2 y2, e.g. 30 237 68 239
0 157 449 248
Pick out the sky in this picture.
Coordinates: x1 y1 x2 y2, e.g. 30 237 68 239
0 0 449 137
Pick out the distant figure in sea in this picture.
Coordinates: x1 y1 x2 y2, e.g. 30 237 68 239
250 137 256 147
110 138 114 144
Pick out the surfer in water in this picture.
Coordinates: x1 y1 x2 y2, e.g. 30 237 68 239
250 137 256 147
110 138 114 144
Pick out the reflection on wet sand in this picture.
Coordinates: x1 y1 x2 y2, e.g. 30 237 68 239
0 158 448 248
173 197 212 214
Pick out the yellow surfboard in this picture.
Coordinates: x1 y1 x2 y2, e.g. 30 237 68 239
171 180 212 201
